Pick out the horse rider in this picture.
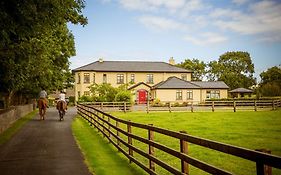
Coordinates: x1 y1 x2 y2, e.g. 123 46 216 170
57 90 67 110
39 88 48 108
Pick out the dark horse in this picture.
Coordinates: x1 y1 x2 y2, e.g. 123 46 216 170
57 101 67 121
38 98 47 120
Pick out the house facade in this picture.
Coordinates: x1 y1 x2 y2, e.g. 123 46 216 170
72 58 229 103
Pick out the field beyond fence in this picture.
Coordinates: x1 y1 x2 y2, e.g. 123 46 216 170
77 103 281 175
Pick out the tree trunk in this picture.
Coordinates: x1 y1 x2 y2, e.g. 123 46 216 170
7 90 15 107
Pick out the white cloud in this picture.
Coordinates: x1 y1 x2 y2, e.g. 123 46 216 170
138 15 189 32
184 32 227 45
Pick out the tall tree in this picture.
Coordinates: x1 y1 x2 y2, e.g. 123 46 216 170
259 66 281 97
177 58 206 81
0 0 87 107
207 51 256 89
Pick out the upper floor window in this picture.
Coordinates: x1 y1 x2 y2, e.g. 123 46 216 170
93 73 95 83
176 90 182 100
187 90 193 99
117 74 124 84
181 74 187 81
206 90 220 99
84 73 90 84
77 73 81 84
130 74 135 83
146 74 154 84
84 91 90 96
103 74 107 83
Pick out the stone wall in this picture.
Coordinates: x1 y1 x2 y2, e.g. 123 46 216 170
0 104 34 134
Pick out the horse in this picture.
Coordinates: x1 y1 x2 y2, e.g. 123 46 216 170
57 100 67 121
38 98 47 120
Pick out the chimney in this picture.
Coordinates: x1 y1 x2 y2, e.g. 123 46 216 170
169 57 175 65
98 58 104 63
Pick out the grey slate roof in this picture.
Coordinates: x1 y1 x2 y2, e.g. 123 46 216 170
191 81 229 89
153 77 200 89
73 61 192 73
153 76 229 89
229 88 253 93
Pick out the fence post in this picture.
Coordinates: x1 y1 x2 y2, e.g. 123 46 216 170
148 124 155 173
116 121 120 147
124 102 127 113
102 114 105 137
180 131 189 175
254 100 257 112
272 100 275 110
212 101 215 112
255 149 272 175
169 102 171 113
191 102 194 113
108 117 111 140
233 101 236 112
101 102 103 111
127 121 133 163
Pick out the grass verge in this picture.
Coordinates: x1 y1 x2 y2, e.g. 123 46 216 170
0 110 37 145
72 116 146 175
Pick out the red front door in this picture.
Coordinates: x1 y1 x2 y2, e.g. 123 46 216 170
138 90 147 104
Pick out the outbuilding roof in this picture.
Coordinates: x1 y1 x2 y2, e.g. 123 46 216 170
229 88 253 93
73 61 192 73
152 76 229 89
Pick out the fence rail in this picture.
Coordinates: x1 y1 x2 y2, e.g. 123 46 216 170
77 103 281 175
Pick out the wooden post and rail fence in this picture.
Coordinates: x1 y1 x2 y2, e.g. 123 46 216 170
83 99 280 113
77 103 281 175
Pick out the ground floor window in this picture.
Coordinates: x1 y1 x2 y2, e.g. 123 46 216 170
84 91 90 96
176 90 182 100
206 90 220 99
187 90 193 99
78 91 81 98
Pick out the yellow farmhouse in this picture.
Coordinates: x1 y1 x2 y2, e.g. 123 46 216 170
73 58 229 103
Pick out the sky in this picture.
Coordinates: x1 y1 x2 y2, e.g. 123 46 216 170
68 0 281 81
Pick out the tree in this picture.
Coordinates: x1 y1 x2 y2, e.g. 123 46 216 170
207 51 256 90
0 0 87 107
259 66 281 97
177 58 206 81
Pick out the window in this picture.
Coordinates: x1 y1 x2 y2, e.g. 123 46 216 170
103 74 107 83
117 74 124 84
84 73 90 83
146 74 154 84
181 74 187 81
93 73 95 83
130 74 135 83
176 90 182 100
206 90 220 99
77 73 81 84
78 91 81 98
187 90 193 99
84 91 90 96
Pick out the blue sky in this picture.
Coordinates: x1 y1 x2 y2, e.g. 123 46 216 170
68 0 281 81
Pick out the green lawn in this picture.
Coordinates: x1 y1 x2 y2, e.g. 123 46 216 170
109 110 281 175
72 116 147 175
0 110 37 145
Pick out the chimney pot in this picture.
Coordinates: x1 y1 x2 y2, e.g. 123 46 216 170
169 57 175 65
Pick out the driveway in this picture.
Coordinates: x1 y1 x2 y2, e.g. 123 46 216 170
0 107 91 175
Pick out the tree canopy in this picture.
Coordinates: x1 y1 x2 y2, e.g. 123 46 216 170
0 0 87 106
177 58 206 81
207 51 256 90
259 66 281 97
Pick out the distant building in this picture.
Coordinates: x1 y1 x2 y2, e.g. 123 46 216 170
72 58 229 103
